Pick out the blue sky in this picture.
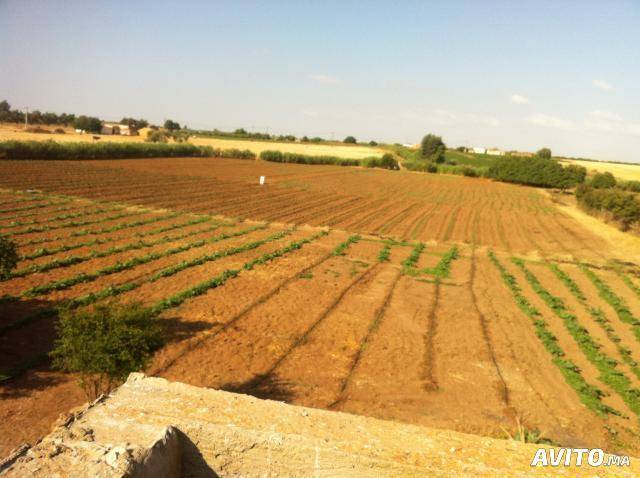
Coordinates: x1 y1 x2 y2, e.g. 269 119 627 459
1 0 639 162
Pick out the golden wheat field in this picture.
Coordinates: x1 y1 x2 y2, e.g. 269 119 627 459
561 158 640 182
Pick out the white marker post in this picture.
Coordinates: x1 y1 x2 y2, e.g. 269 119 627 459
259 176 265 185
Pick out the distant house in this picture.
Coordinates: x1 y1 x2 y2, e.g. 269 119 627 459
471 147 486 154
100 123 138 136
486 148 505 156
509 151 535 158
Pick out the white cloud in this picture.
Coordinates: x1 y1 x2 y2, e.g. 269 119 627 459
584 110 623 132
527 113 575 130
592 79 613 91
300 109 319 118
309 74 340 85
510 94 530 104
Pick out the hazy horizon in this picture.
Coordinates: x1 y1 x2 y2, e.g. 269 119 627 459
1 0 639 163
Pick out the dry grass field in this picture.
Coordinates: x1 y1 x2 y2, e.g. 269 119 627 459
1 157 640 457
0 123 383 159
561 158 640 181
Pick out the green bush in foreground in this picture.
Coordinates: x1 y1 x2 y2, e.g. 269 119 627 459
589 172 617 189
51 301 163 400
0 236 19 279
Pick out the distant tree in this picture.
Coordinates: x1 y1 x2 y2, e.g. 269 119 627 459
456 146 466 152
537 148 552 159
564 164 587 184
120 117 149 130
73 115 102 133
146 130 168 143
51 301 163 400
343 136 357 144
421 134 445 163
301 136 309 142
0 100 10 113
164 119 181 131
234 128 247 135
369 140 378 146
0 236 19 279
589 172 617 189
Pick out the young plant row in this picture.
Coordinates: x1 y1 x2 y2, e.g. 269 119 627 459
0 202 82 223
1 226 288 335
514 259 640 417
488 251 616 416
149 230 326 314
550 263 640 380
404 245 458 279
24 224 268 297
0 199 70 215
377 243 391 262
333 235 361 256
18 211 182 247
7 219 222 280
0 205 124 231
615 268 640 301
401 242 425 270
21 215 212 260
581 265 640 344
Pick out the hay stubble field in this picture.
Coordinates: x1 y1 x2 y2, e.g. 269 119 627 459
1 155 640 457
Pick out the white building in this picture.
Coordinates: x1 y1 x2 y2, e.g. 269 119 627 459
486 148 505 156
100 123 137 136
472 147 486 154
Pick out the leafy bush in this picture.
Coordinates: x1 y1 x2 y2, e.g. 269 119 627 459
0 140 214 159
146 130 169 143
369 140 378 146
73 115 102 133
620 180 640 193
537 147 552 159
576 185 640 230
589 172 617 189
164 119 181 131
0 236 19 279
260 150 360 166
420 134 445 163
363 153 399 170
343 136 357 144
51 301 163 399
488 156 584 188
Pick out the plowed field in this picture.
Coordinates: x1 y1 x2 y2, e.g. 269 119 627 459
1 158 640 458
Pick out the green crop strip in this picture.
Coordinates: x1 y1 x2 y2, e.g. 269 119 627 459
550 263 640 381
615 268 640 301
581 265 640 344
333 235 361 256
17 212 182 247
20 216 213 260
514 259 640 417
5 209 151 237
0 200 70 215
0 205 122 230
488 251 617 417
401 242 425 271
404 245 458 279
0 202 87 223
6 220 221 280
23 224 268 297
377 243 391 262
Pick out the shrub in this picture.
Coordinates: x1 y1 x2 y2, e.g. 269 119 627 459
0 236 19 279
576 185 640 230
537 147 552 159
50 301 163 399
488 156 582 189
564 164 587 184
260 150 359 166
146 130 168 143
364 153 399 170
620 180 640 193
343 136 357 144
164 119 181 131
589 172 617 189
0 140 214 159
73 115 102 133
369 140 378 146
420 134 445 163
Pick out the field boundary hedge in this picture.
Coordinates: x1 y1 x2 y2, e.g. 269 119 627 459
0 140 259 160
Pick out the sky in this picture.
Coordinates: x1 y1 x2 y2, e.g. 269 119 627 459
1 0 639 162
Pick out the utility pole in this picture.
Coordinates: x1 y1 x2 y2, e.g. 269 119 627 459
24 107 29 129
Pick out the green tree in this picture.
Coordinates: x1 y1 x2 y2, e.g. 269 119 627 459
164 119 181 131
590 172 617 189
73 115 102 133
0 236 19 279
146 130 168 143
421 134 445 163
343 136 357 144
537 148 552 159
369 140 378 146
120 117 149 130
51 301 163 400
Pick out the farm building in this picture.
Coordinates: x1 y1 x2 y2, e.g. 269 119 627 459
471 147 486 154
486 148 505 156
100 123 137 136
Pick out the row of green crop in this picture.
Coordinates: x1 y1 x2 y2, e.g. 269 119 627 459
0 140 216 160
0 199 70 215
616 268 640 301
377 243 391 262
514 259 640 417
21 215 213 260
401 242 425 270
24 224 269 297
17 211 181 246
404 246 458 279
488 251 616 416
0 194 47 207
260 150 362 167
0 205 123 231
6 208 149 237
581 265 640 344
550 263 640 380
7 219 222 280
0 202 80 223
1 230 326 380
334 235 361 256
